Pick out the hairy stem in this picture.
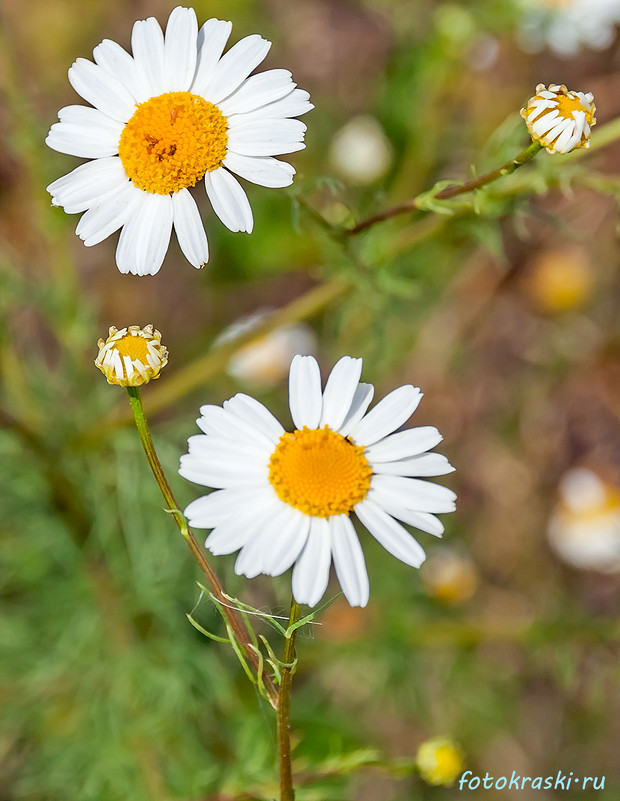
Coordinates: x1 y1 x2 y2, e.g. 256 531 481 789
347 141 543 234
126 386 279 709
278 599 301 801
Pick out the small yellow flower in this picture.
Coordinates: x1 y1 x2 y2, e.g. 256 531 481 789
521 83 595 154
95 325 168 387
421 550 478 604
417 737 464 787
524 246 593 313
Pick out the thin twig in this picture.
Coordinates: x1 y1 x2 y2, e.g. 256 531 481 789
126 386 280 709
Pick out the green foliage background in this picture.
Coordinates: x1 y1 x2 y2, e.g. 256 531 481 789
2 0 620 799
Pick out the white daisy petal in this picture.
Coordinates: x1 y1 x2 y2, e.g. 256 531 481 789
205 520 253 556
68 58 136 122
370 474 457 514
263 509 311 576
554 121 579 153
222 394 285 443
292 517 332 607
191 18 233 96
75 181 142 246
93 39 145 103
46 107 123 158
164 6 198 92
204 167 253 233
172 189 209 269
186 434 272 466
330 515 369 607
235 502 303 578
218 69 296 116
202 34 271 104
229 89 313 122
319 356 363 430
289 355 323 429
366 486 445 537
227 119 307 157
355 499 426 568
338 383 374 438
47 157 127 213
197 403 277 449
531 111 560 137
115 193 173 275
223 153 295 188
179 452 267 488
205 493 278 554
372 453 455 477
364 426 443 462
349 385 423 446
184 486 273 528
131 16 166 99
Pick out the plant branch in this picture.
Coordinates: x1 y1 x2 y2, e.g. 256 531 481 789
278 598 301 801
126 386 279 709
346 141 543 234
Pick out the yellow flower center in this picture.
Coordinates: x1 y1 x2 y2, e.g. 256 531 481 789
118 91 228 194
114 332 150 364
555 93 594 124
268 426 372 518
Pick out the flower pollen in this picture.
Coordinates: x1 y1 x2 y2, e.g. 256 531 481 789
119 92 228 194
268 426 372 518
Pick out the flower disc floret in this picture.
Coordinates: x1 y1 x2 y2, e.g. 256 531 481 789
119 92 228 194
95 324 168 386
521 83 595 154
268 426 372 517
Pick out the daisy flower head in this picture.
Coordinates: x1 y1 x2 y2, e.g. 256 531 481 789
46 7 312 276
95 324 168 386
521 84 595 154
179 355 456 608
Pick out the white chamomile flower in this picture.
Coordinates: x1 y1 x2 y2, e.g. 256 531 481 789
548 468 620 573
95 324 168 386
46 6 312 276
179 355 456 608
520 83 596 154
517 0 620 57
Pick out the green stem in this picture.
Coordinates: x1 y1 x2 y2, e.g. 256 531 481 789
433 140 543 199
278 598 301 801
125 386 279 709
347 141 543 234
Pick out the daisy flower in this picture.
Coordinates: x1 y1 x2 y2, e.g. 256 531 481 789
520 84 595 154
46 7 312 276
95 324 168 386
179 355 456 608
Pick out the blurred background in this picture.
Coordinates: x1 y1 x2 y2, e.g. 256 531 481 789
2 0 620 798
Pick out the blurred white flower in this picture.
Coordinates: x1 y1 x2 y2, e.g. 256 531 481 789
548 468 620 573
421 548 478 604
328 115 393 185
216 309 317 386
517 0 620 57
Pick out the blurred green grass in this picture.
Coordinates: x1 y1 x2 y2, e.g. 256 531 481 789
2 0 620 799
